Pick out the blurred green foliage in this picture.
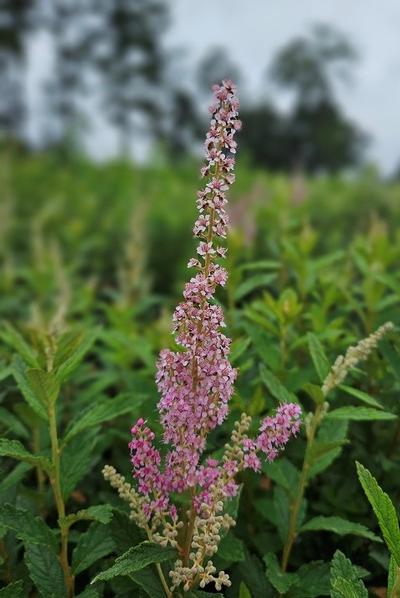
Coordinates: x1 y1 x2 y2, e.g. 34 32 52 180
1 151 400 596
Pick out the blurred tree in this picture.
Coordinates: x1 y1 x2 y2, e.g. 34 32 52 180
0 0 35 142
268 23 366 172
97 0 169 155
43 0 97 151
196 47 242 95
238 103 289 170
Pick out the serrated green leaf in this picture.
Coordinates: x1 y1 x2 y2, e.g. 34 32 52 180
264 552 299 592
26 368 60 407
72 521 116 575
217 533 245 563
11 355 48 421
356 462 400 565
288 561 330 597
91 542 176 583
330 550 367 598
109 510 144 553
0 581 25 597
63 393 141 444
0 438 52 473
129 566 171 598
25 543 67 597
54 328 98 383
327 406 396 421
0 503 57 550
259 365 297 404
61 505 113 528
60 428 97 499
301 516 381 542
307 333 330 382
339 385 384 409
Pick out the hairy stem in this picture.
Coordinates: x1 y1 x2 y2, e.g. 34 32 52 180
48 405 74 597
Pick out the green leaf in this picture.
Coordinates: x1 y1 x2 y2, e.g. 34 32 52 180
0 439 52 473
263 458 300 498
11 355 48 421
76 589 99 598
25 543 67 598
109 510 144 553
302 383 325 405
307 333 330 382
91 542 176 583
230 337 251 363
264 552 299 592
380 338 400 381
63 393 141 444
0 581 25 597
72 521 116 576
289 561 330 597
356 462 400 565
60 505 113 528
239 582 252 598
60 428 97 499
234 273 277 301
0 503 57 550
259 365 297 404
217 533 245 563
0 406 30 439
0 322 39 368
330 550 367 598
327 406 396 421
0 462 32 493
54 328 97 383
301 516 381 542
26 368 60 407
339 385 384 409
309 420 348 478
388 556 400 598
129 567 173 598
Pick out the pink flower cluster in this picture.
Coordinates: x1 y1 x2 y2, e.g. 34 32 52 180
128 80 301 541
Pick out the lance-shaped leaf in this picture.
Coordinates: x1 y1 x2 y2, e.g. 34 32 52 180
25 543 67 598
26 368 60 407
356 462 400 566
60 505 113 529
11 356 48 421
0 503 57 550
307 333 330 382
54 328 98 383
301 515 381 542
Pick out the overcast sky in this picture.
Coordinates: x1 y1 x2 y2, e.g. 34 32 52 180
27 0 400 173
167 0 400 173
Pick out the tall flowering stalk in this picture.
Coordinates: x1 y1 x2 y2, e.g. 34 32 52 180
103 81 300 594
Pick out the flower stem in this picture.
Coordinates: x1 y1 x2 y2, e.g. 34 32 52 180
281 403 324 572
48 404 74 597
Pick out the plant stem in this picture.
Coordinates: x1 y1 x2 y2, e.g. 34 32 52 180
48 404 74 597
145 524 172 598
33 425 46 514
281 402 324 572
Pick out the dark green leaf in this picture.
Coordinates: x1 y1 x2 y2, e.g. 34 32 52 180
25 543 67 598
264 552 299 592
307 333 330 382
54 329 98 383
0 438 52 473
217 533 245 563
72 522 116 576
330 550 367 597
11 356 48 421
301 516 381 542
260 365 297 403
327 406 396 421
0 503 57 550
26 368 60 407
0 581 25 597
92 542 176 583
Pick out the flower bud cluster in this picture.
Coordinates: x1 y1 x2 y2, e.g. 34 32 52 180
322 322 394 396
104 81 301 594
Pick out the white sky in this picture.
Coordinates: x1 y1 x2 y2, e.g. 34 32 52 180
167 0 400 173
26 1 400 173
